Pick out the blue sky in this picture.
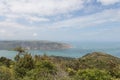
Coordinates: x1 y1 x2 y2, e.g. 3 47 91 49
0 0 120 42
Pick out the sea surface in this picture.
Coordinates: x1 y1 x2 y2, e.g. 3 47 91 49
0 42 120 59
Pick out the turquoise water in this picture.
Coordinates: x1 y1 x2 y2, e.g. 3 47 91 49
0 42 120 59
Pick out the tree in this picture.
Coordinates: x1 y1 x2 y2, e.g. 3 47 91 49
0 57 12 67
14 54 20 62
14 53 34 78
14 46 26 55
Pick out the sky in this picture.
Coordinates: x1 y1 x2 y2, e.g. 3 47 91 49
0 0 120 42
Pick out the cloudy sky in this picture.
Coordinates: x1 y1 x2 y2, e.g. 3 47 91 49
0 0 120 42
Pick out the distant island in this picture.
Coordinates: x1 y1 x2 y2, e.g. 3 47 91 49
0 41 72 50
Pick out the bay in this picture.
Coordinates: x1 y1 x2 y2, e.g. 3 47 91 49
0 42 120 59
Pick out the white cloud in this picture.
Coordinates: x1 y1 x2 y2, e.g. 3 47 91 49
47 9 120 29
33 33 38 37
0 29 6 33
0 21 27 29
2 13 49 23
5 14 20 19
0 0 120 40
26 16 49 22
0 1 7 13
0 0 84 16
0 8 120 31
0 28 14 37
0 0 84 24
0 19 43 39
97 0 120 5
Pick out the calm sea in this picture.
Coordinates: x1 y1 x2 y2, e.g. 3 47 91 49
0 42 120 59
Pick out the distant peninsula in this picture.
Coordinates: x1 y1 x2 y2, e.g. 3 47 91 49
0 41 72 50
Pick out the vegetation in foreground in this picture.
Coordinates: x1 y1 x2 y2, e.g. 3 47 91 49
0 47 120 80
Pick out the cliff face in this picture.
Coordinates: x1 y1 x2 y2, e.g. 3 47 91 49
0 41 72 50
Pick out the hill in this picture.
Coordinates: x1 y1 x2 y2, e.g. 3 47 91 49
0 41 72 50
65 52 120 70
78 52 120 69
82 52 120 63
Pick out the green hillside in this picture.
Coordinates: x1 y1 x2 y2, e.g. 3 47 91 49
79 52 120 69
0 50 120 80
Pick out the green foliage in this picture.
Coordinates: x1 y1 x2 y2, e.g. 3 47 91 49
14 53 34 78
14 54 20 61
0 57 13 67
67 68 76 76
109 64 120 78
36 60 56 70
74 69 112 80
0 66 15 80
20 60 57 80
14 46 26 54
65 60 81 70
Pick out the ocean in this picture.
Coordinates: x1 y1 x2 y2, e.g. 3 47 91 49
0 42 120 59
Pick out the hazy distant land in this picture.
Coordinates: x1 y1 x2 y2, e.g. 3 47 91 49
0 41 72 50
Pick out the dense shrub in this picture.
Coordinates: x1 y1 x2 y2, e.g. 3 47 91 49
74 69 112 80
0 66 14 80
